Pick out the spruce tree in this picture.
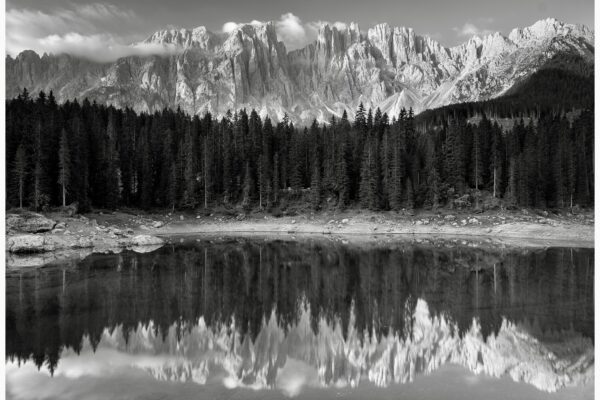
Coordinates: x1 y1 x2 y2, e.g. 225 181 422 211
31 122 48 210
310 147 321 210
105 111 121 209
57 128 71 207
13 144 27 209
471 127 482 190
183 123 199 208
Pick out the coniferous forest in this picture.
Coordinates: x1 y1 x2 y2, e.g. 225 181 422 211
6 88 594 213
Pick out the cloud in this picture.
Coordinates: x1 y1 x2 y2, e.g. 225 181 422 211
6 3 179 62
275 13 308 50
37 33 182 63
453 22 495 38
221 13 354 51
8 8 361 61
221 20 265 34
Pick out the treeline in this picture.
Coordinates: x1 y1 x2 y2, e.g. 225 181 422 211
416 59 594 128
6 89 594 212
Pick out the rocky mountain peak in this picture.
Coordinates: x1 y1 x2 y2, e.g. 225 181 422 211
6 18 594 124
508 17 592 44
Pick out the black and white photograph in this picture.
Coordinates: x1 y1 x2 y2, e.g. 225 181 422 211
2 0 596 399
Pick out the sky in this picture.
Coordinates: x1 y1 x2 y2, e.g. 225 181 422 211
6 0 595 62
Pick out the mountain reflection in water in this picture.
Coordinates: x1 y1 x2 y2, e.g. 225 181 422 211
5 238 594 396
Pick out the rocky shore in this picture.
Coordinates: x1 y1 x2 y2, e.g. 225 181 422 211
5 208 594 267
6 212 165 267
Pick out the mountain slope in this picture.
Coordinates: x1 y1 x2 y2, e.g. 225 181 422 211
5 18 594 124
414 53 594 127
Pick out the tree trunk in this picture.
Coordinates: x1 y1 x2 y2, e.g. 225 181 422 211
204 137 208 209
493 168 496 198
19 180 23 209
570 193 573 213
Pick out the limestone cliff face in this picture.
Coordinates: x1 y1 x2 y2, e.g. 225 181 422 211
6 18 594 124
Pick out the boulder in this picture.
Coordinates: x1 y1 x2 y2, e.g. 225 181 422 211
76 237 94 248
7 235 49 253
152 221 164 228
130 235 164 247
7 213 56 233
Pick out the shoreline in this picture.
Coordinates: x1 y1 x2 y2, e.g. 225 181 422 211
157 229 594 249
153 214 594 248
5 209 594 267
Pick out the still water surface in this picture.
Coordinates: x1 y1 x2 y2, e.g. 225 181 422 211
5 237 594 399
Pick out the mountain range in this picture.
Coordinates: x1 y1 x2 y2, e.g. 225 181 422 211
5 18 594 124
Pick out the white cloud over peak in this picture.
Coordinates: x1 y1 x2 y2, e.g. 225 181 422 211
221 13 355 50
6 3 180 62
9 7 363 61
222 13 316 50
275 13 309 50
453 22 494 38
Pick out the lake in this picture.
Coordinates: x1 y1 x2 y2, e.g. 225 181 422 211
5 236 594 399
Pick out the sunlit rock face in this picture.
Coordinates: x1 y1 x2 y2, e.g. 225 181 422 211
5 18 594 124
10 299 593 396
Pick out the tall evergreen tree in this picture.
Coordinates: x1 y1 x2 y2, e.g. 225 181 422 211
57 128 71 207
13 144 27 209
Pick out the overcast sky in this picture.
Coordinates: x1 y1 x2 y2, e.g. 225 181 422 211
6 0 594 61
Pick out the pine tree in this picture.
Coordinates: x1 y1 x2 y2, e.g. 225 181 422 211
359 137 381 210
259 117 273 209
272 152 280 204
13 144 27 209
444 118 465 193
310 148 321 210
405 177 415 209
105 111 121 208
31 121 48 211
336 111 352 208
390 120 405 210
182 123 199 208
57 128 71 207
241 161 253 209
336 137 351 208
471 126 482 190
489 124 502 198
139 129 154 209
221 114 234 204
505 157 518 205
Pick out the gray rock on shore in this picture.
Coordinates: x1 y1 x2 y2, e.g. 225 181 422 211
130 235 165 246
7 235 52 253
7 213 56 233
